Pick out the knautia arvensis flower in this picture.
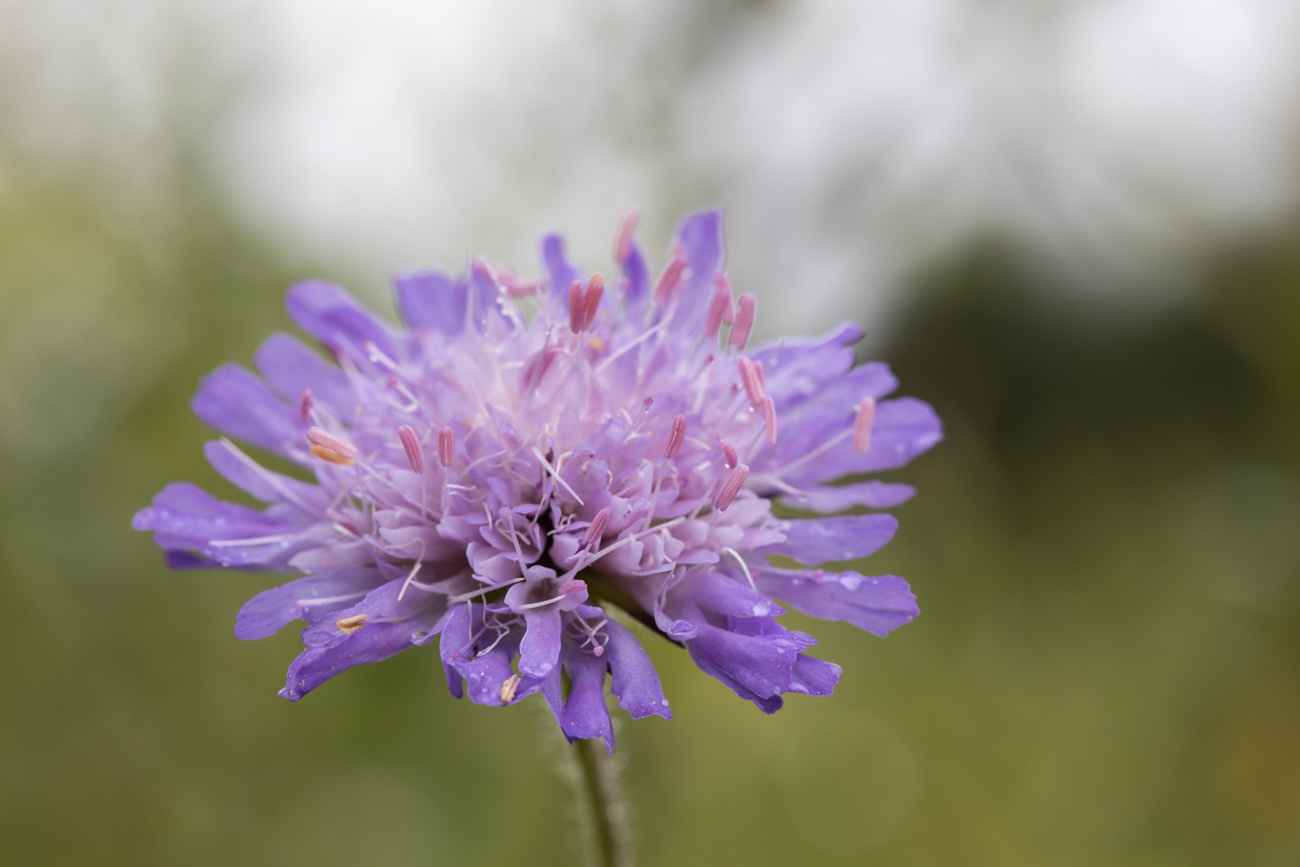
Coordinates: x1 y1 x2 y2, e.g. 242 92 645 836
134 209 942 752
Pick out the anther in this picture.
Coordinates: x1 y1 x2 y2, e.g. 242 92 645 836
853 397 876 453
438 426 455 467
307 427 358 466
613 208 640 262
584 507 611 548
720 439 738 469
299 388 313 423
729 293 756 349
559 579 587 596
704 278 734 338
665 414 687 459
737 357 766 408
336 613 368 634
652 255 688 304
582 274 605 331
568 279 587 333
593 645 605 657
398 425 425 474
500 674 522 703
483 259 538 297
714 464 750 512
761 395 778 446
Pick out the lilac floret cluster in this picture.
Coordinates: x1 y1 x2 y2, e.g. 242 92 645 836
134 210 942 752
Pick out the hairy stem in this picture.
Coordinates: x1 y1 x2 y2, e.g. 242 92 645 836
574 737 631 867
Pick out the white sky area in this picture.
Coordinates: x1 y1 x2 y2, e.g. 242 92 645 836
4 0 1300 337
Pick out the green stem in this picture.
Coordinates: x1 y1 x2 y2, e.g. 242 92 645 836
574 737 630 867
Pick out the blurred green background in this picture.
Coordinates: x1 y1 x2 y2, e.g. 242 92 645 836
3 2 1300 865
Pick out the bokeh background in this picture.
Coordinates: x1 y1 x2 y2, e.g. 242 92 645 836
3 1 1300 864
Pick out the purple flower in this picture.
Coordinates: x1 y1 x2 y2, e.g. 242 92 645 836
134 209 942 753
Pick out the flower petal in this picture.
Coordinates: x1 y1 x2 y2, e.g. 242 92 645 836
541 233 582 320
235 566 386 640
685 620 810 701
517 608 562 678
253 332 353 411
761 513 898 565
556 641 615 753
787 654 841 696
203 439 327 512
285 279 402 364
601 617 671 720
191 363 302 456
754 567 918 637
393 269 466 336
279 605 445 702
776 481 915 512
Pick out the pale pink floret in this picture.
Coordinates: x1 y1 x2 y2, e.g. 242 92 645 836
397 425 425 475
437 426 455 467
853 397 876 453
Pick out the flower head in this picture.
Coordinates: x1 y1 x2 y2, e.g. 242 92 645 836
133 209 942 752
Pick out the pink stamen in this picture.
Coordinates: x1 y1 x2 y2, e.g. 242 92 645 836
582 274 605 331
299 389 313 423
502 275 539 297
438 426 455 467
306 426 358 466
397 425 425 474
593 645 605 657
522 344 561 391
714 464 750 512
754 359 765 390
729 293 756 349
704 280 734 338
652 256 688 304
613 208 639 262
559 579 587 596
720 439 738 469
483 259 538 297
761 395 778 446
737 357 766 408
584 507 611 548
853 397 876 453
665 414 687 459
568 279 587 333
